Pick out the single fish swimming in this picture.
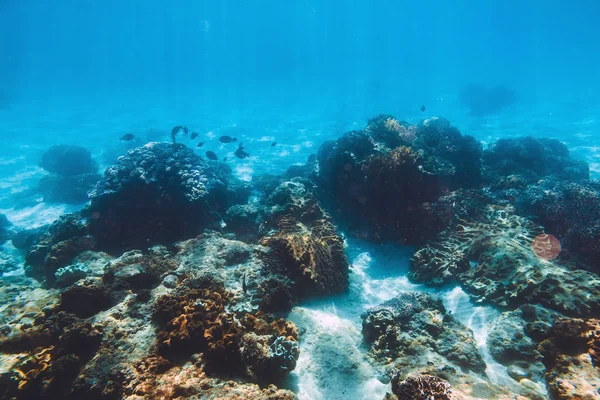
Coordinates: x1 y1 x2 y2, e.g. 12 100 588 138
182 126 189 136
171 125 182 143
421 104 426 112
271 141 277 147
190 131 199 140
219 135 238 144
206 151 218 161
234 143 250 159
120 133 135 141
197 141 205 148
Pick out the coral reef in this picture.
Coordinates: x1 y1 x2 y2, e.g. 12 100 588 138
538 318 600 399
483 137 589 185
506 179 600 274
39 145 98 177
316 116 482 244
410 205 600 317
87 142 247 251
152 285 300 381
38 172 100 204
362 292 486 373
23 213 96 283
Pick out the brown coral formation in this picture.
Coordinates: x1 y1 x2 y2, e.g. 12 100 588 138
538 318 600 399
260 215 348 294
153 287 300 381
258 180 349 296
390 374 453 400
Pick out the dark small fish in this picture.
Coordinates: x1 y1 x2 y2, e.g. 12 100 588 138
182 126 189 136
223 156 228 162
190 131 199 140
206 151 218 161
120 133 135 141
219 135 237 144
421 104 426 112
242 274 247 294
271 141 277 147
171 125 182 143
197 141 205 148
234 143 250 159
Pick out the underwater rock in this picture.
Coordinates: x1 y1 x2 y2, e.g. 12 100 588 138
59 281 112 318
24 213 96 283
259 180 349 296
487 305 559 384
39 145 98 177
316 115 482 244
239 333 300 384
224 204 263 241
389 373 452 400
410 204 600 317
510 180 600 274
483 137 589 185
459 84 517 117
103 247 177 291
362 292 486 373
537 318 600 399
37 172 100 204
88 142 247 251
0 213 10 245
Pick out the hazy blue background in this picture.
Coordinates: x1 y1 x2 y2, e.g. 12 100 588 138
4 1 600 107
1 0 600 225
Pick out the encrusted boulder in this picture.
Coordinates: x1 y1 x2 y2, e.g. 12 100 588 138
537 318 600 399
87 142 248 251
259 180 349 296
410 205 600 317
24 213 96 283
389 374 452 400
487 305 559 384
362 292 486 373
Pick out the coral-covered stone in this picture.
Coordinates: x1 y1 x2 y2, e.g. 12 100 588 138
391 374 452 400
538 318 600 399
316 116 482 244
483 137 589 184
88 142 247 251
362 292 486 373
259 180 349 295
410 205 600 317
24 214 96 282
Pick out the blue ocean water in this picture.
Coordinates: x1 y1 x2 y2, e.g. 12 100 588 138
1 1 600 399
